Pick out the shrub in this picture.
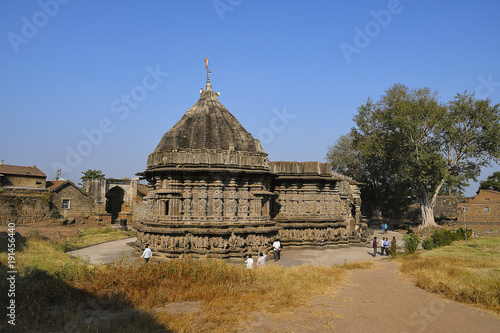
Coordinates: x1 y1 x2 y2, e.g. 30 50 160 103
50 207 61 219
403 233 420 254
422 237 435 250
455 227 473 241
430 228 457 247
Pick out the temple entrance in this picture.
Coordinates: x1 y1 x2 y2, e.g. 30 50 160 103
106 186 125 223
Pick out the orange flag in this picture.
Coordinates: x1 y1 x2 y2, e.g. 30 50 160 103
205 57 209 70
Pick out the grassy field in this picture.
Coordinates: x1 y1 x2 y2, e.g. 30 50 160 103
61 226 135 251
399 236 500 313
0 236 373 332
25 226 135 252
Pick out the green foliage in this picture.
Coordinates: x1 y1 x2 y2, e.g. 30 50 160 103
403 233 420 254
426 227 474 249
80 169 105 181
422 237 435 250
333 83 500 226
49 207 61 219
455 227 473 241
40 194 51 205
479 171 500 192
431 228 457 247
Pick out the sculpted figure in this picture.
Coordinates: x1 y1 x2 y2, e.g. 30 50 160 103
214 198 223 216
183 198 192 216
227 198 237 216
239 200 248 216
198 198 207 216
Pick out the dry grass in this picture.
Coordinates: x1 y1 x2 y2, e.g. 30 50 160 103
0 236 373 332
399 236 500 313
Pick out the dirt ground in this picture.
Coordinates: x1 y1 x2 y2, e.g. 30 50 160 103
237 260 500 333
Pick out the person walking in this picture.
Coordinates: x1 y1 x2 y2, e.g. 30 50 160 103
372 237 378 257
141 244 152 263
257 252 267 267
272 239 281 261
245 254 254 269
384 223 388 233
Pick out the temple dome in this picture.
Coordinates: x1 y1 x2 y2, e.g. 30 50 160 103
154 88 264 154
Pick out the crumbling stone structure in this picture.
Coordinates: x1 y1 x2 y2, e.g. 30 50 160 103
135 73 361 259
83 178 139 223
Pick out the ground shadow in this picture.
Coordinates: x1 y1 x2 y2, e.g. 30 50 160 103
0 260 171 332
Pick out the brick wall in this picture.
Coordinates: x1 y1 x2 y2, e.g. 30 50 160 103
456 190 500 223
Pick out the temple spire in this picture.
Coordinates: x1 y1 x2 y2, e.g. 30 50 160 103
205 57 212 91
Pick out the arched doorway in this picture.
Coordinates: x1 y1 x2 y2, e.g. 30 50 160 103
106 186 125 223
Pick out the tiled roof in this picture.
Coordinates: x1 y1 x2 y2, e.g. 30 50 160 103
46 180 67 191
0 164 46 177
46 180 89 196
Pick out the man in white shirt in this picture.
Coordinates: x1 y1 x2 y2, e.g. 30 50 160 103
273 239 281 261
384 238 391 256
141 245 152 263
257 252 267 267
380 237 385 255
245 254 254 269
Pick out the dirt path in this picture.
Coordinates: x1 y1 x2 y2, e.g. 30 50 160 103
239 261 500 332
67 237 137 264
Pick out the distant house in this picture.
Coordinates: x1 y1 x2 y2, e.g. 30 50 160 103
457 189 500 224
0 163 46 189
46 180 94 219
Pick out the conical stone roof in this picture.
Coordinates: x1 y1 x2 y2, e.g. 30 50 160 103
154 87 264 154
146 77 269 171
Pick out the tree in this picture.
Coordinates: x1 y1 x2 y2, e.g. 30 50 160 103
327 133 412 219
80 169 105 185
349 84 500 228
479 171 500 192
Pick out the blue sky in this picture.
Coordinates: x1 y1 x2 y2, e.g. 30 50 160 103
1 0 499 196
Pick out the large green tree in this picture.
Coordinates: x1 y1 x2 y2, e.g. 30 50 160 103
341 83 500 228
479 171 500 192
327 132 412 219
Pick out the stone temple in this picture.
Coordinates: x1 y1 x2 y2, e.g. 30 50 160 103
135 70 362 260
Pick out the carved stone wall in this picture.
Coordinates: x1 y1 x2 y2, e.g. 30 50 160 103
135 168 279 259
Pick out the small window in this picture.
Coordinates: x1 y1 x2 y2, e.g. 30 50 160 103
484 207 489 212
62 199 71 210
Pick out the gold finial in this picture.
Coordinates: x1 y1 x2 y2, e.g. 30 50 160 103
205 57 212 91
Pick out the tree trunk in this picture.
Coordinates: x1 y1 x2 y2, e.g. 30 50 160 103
418 191 438 229
371 206 383 220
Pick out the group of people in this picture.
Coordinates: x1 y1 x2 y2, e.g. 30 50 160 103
381 223 389 233
372 236 397 256
244 238 281 269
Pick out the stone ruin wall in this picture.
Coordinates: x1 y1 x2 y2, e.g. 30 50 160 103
0 188 51 225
